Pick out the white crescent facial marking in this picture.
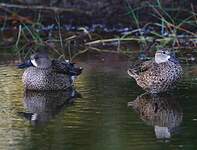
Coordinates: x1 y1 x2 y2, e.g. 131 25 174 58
31 59 38 67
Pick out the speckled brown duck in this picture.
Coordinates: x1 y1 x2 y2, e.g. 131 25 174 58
18 53 83 90
128 49 183 93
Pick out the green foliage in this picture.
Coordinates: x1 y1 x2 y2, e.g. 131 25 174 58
0 1 196 59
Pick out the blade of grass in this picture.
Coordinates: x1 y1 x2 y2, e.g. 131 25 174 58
15 24 22 48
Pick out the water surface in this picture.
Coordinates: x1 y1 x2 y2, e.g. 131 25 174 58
0 62 197 150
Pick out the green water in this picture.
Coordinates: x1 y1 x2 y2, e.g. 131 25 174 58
0 63 197 150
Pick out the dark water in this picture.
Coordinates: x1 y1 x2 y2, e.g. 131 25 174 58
0 62 197 150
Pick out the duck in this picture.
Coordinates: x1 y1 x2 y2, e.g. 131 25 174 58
17 53 83 90
127 49 183 93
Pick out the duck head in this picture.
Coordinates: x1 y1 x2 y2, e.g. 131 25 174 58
17 53 52 69
155 49 171 64
155 49 180 64
30 53 52 69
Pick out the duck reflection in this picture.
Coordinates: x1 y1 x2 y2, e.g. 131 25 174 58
128 93 183 139
18 88 81 125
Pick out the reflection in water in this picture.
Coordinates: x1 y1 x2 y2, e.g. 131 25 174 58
128 93 183 139
18 88 81 125
1 63 197 149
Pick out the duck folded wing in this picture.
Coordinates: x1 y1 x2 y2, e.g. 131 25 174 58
138 60 155 73
52 60 83 76
128 60 154 77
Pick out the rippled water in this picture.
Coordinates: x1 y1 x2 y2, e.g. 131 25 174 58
0 63 197 150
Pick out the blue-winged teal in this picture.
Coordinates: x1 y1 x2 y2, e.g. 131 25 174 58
128 49 183 93
18 53 83 90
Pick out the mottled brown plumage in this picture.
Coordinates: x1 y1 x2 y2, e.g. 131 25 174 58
128 49 183 93
22 67 71 90
19 53 83 90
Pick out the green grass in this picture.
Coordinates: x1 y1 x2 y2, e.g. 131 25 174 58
0 1 196 60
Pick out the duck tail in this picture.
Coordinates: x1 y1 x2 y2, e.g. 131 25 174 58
127 69 138 79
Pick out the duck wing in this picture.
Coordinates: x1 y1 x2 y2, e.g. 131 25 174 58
138 60 155 73
52 60 83 76
128 60 154 78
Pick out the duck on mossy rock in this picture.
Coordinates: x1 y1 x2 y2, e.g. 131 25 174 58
18 53 83 90
128 49 183 93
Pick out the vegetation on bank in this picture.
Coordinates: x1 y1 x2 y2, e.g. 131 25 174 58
0 0 196 61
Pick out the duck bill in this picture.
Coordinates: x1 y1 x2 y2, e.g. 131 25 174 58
17 60 33 68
